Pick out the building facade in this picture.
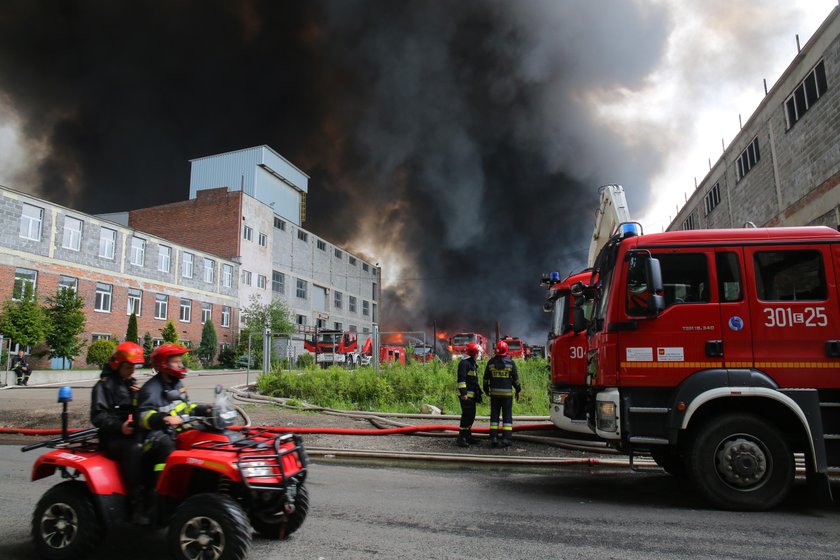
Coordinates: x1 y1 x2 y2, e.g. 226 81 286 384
127 146 381 338
669 7 840 232
0 185 239 368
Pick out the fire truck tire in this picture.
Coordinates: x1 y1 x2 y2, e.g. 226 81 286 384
168 493 252 560
251 484 310 539
649 447 687 477
345 355 354 369
686 413 794 511
32 481 105 560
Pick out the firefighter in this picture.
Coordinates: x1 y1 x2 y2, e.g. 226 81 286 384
483 340 521 448
11 348 31 385
136 344 210 481
90 341 146 523
456 342 483 447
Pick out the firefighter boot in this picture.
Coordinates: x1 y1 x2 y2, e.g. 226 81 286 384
466 433 480 446
489 436 499 448
456 436 470 448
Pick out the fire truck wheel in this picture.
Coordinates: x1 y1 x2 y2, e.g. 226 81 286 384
686 413 794 511
168 493 252 560
345 355 354 369
649 447 687 477
251 484 310 539
32 481 105 560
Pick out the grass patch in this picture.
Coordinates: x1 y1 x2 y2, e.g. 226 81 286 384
257 358 550 416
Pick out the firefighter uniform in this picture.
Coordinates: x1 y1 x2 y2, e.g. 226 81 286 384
136 373 209 474
483 354 521 447
456 355 482 446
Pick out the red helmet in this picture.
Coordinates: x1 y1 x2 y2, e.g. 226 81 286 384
109 341 145 369
151 343 190 379
465 342 480 358
494 340 508 356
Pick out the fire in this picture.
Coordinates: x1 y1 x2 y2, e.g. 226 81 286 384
436 330 449 341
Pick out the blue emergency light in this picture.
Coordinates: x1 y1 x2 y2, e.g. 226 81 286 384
57 386 73 403
620 223 641 238
549 271 561 282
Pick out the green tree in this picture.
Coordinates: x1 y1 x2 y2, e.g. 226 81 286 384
126 312 138 343
44 286 86 365
142 332 153 366
198 320 218 367
239 295 295 365
0 283 49 350
86 339 117 368
161 320 179 343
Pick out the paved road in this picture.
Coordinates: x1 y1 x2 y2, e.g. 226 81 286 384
2 446 839 560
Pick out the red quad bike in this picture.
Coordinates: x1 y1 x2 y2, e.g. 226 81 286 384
23 385 309 560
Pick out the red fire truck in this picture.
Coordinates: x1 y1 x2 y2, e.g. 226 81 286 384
499 335 527 359
574 223 840 510
304 329 366 368
449 333 488 360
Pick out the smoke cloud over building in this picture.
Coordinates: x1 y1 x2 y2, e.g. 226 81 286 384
0 1 672 340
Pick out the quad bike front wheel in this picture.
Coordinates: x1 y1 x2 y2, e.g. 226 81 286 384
251 483 310 540
32 481 105 560
168 493 252 560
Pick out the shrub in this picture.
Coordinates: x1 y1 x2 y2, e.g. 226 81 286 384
296 353 315 369
86 339 117 369
218 346 237 368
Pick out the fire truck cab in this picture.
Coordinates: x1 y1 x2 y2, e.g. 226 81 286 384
304 329 365 368
578 224 840 510
499 336 527 359
449 333 488 360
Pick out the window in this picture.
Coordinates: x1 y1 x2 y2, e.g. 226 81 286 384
754 250 826 301
179 298 192 322
735 137 760 182
259 232 268 247
221 305 231 327
92 333 111 342
297 230 308 242
158 246 171 272
362 263 369 272
335 248 342 259
316 318 326 329
350 325 357 332
222 264 233 288
785 60 828 128
130 237 145 266
155 294 168 320
19 203 43 241
99 227 116 259
274 217 286 231
13 268 37 299
182 252 194 278
349 296 357 313
626 253 709 315
272 271 285 293
372 303 376 322
362 300 370 316
704 183 721 216
257 274 267 289
203 258 215 283
296 314 307 326
334 322 343 331
372 282 377 300
95 283 112 312
296 278 307 299
334 291 343 309
349 256 357 266
716 252 742 302
58 275 78 292
62 216 83 251
201 303 212 324
317 240 326 251
682 213 697 231
243 225 253 241
127 288 142 316
242 270 252 286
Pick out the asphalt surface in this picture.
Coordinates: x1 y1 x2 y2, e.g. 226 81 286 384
2 445 840 560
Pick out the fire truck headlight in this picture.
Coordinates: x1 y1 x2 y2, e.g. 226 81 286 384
597 401 617 432
551 392 568 405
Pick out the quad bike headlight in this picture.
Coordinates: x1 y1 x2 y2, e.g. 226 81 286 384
239 460 275 477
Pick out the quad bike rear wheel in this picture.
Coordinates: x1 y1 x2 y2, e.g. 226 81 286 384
32 481 105 560
168 493 252 560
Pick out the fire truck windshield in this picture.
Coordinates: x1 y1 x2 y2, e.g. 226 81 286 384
506 341 521 350
551 294 567 337
591 241 620 330
317 333 341 344
452 335 476 346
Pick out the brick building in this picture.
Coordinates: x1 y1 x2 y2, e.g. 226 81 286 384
0 185 239 368
669 7 840 232
124 146 381 339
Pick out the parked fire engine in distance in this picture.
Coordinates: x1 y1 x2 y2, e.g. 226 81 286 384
575 223 840 510
449 333 488 360
304 329 367 368
541 269 595 435
412 343 435 363
499 336 527 359
380 345 407 365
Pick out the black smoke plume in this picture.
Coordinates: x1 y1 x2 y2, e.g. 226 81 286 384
0 0 670 341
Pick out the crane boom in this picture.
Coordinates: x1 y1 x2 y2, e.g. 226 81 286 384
587 184 631 267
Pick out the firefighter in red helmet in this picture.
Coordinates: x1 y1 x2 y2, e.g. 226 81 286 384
90 341 146 522
483 339 521 447
136 344 211 485
455 342 483 447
